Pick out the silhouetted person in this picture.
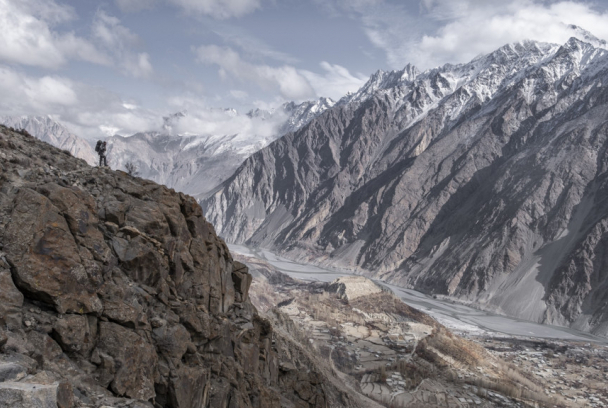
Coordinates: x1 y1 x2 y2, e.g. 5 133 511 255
95 140 107 167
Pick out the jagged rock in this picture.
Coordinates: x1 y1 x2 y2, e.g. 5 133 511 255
4 188 103 315
0 363 27 382
0 269 23 329
152 323 191 361
0 380 73 408
51 314 96 357
232 261 253 302
94 322 158 400
167 366 209 408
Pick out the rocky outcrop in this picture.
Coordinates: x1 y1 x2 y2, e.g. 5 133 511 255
326 277 388 301
203 37 608 337
0 116 96 166
0 126 369 407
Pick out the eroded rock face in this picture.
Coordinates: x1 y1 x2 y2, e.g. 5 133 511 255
5 187 104 314
0 127 367 408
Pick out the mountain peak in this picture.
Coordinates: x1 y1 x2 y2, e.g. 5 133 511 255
567 24 607 49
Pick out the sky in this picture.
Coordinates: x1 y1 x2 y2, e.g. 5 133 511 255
2 0 608 140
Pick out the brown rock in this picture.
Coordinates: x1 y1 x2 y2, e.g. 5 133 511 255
4 188 103 314
168 366 209 408
0 381 73 408
20 372 74 408
112 235 168 287
104 199 128 226
153 324 191 361
0 269 23 328
52 314 96 357
95 322 158 400
38 183 111 263
232 262 252 303
98 283 145 328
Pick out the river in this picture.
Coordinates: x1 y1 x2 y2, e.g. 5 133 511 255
229 244 607 344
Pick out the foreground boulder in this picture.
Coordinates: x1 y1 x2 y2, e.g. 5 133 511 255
0 379 73 408
0 127 367 408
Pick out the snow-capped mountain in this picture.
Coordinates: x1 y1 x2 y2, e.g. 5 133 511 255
245 97 336 135
106 131 272 198
106 97 335 197
279 97 335 133
0 98 334 198
202 36 608 337
0 116 97 165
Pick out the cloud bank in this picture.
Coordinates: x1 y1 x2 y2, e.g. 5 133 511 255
194 45 367 101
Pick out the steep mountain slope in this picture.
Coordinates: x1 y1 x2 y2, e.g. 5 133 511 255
203 37 608 337
0 116 97 165
107 98 334 197
0 126 375 408
107 131 259 198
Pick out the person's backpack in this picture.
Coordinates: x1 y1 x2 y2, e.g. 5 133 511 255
95 140 102 153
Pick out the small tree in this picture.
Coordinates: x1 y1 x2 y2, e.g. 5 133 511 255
125 162 139 176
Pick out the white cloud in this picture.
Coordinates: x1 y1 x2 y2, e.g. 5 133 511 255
165 94 285 145
0 66 78 113
195 44 316 100
0 2 152 78
209 22 299 64
92 11 154 78
0 0 109 68
167 0 261 19
0 64 161 140
413 0 608 68
24 76 78 107
195 45 368 101
301 62 368 100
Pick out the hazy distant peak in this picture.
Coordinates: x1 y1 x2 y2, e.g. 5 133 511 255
566 24 607 49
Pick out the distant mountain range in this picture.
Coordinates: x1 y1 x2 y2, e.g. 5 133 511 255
0 97 335 197
202 32 608 337
0 116 97 166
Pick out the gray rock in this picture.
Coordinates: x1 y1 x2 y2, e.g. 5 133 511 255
0 363 27 382
0 381 73 408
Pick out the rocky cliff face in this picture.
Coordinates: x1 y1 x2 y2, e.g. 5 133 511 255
0 126 369 408
202 36 608 337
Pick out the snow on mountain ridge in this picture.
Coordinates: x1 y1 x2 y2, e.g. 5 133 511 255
105 96 335 196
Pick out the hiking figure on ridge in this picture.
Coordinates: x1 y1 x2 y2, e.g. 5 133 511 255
95 140 107 167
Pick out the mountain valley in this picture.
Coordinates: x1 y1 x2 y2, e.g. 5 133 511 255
238 247 608 407
203 36 608 338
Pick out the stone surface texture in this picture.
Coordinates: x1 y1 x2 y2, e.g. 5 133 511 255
0 127 367 408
